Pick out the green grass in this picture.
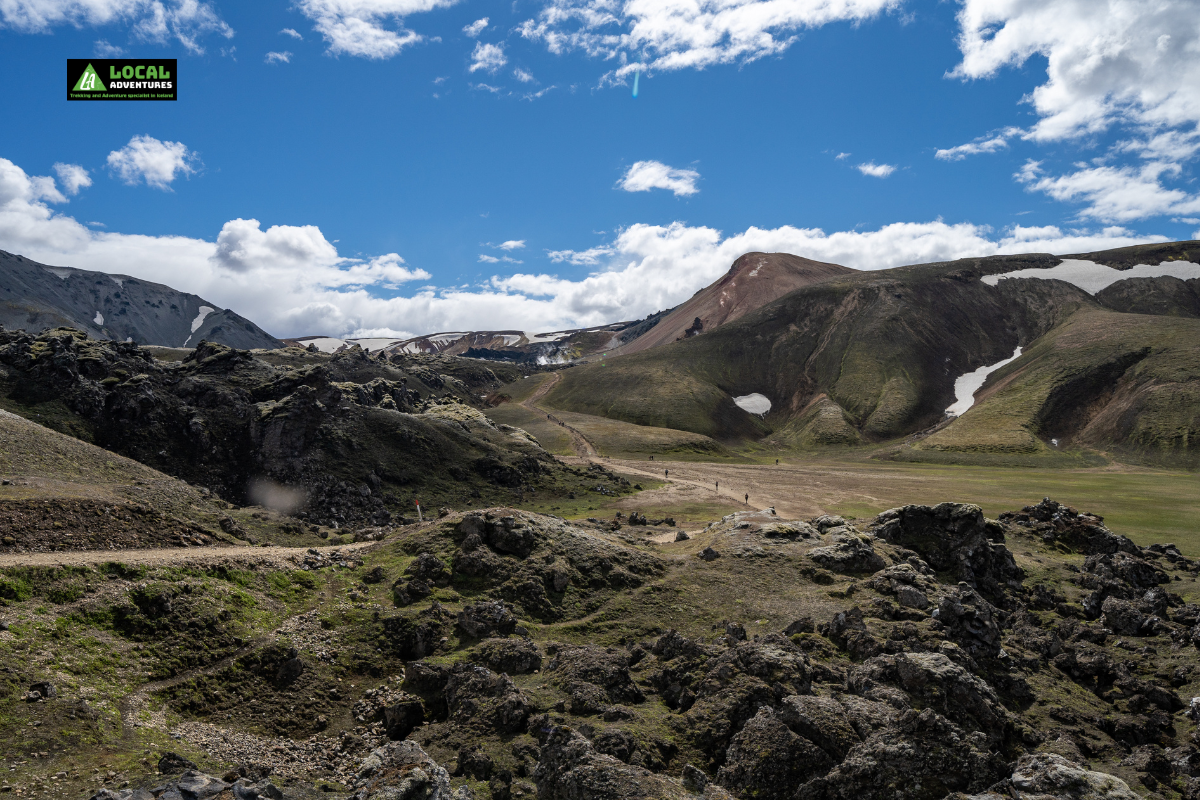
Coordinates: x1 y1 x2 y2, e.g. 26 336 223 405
485 403 576 456
802 457 1200 551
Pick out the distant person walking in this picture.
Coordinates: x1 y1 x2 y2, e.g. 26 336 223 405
664 469 668 478
745 493 749 504
715 481 719 492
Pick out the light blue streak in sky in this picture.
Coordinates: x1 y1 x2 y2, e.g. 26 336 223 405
632 70 639 98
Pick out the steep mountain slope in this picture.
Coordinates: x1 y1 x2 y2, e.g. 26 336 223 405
543 242 1200 464
0 250 282 349
615 251 855 355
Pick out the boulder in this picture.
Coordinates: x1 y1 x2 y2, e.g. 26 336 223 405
471 637 543 674
383 694 426 740
934 585 1003 658
457 601 519 639
873 503 1023 601
534 724 733 799
1007 752 1139 799
809 528 886 574
352 740 453 799
717 707 835 797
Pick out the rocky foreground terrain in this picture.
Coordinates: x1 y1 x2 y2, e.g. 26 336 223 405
4 496 1200 799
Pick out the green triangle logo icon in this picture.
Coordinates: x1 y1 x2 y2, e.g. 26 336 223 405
73 63 106 92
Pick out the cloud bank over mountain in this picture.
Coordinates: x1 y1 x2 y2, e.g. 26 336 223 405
0 155 1163 340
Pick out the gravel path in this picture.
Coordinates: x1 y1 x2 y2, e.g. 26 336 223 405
0 542 373 569
522 373 598 457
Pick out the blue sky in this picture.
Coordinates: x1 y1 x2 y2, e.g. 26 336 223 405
1 0 1198 338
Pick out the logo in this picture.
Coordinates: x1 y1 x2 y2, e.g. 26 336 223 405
72 63 106 92
67 59 177 101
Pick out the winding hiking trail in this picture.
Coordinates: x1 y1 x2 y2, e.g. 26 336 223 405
521 373 598 458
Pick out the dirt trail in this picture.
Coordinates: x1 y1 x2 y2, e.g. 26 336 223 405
0 541 374 568
522 373 598 458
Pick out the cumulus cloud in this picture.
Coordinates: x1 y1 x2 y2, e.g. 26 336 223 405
295 0 455 58
94 39 124 56
520 0 899 83
936 129 1018 161
0 155 1172 341
856 162 895 178
497 240 526 250
618 160 700 196
2 0 236 53
949 0 1200 221
513 67 536 83
106 135 198 190
53 163 91 196
462 17 488 37
265 50 292 63
469 41 506 73
281 27 303 39
1016 159 1200 223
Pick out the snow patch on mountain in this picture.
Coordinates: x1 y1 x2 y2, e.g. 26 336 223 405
946 346 1023 417
734 393 772 415
983 259 1200 295
191 306 216 333
93 311 103 325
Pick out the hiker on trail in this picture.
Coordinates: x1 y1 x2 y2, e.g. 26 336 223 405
716 481 719 492
665 469 668 478
745 493 749 504
775 459 779 465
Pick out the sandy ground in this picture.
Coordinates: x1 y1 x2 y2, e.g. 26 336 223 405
592 457 943 521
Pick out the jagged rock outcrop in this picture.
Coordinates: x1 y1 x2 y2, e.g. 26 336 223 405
873 503 1023 602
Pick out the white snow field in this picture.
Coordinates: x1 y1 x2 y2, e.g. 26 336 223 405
93 311 103 325
945 346 1023 417
733 393 772 415
983 259 1200 294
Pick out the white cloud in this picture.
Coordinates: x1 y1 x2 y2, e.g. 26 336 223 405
281 27 303 39
949 0 1200 221
295 0 455 58
462 16 487 37
522 85 557 101
835 152 851 160
935 129 1018 161
856 161 895 178
480 254 522 264
53 163 91 196
469 41 506 73
618 160 700 196
94 39 124 56
547 245 613 265
1016 159 1200 223
1 0 233 53
513 67 536 83
497 239 526 250
0 155 1173 342
106 135 198 190
952 0 1200 143
520 0 899 83
265 50 292 63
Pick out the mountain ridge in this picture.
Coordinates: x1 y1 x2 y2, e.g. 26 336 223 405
0 250 283 350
